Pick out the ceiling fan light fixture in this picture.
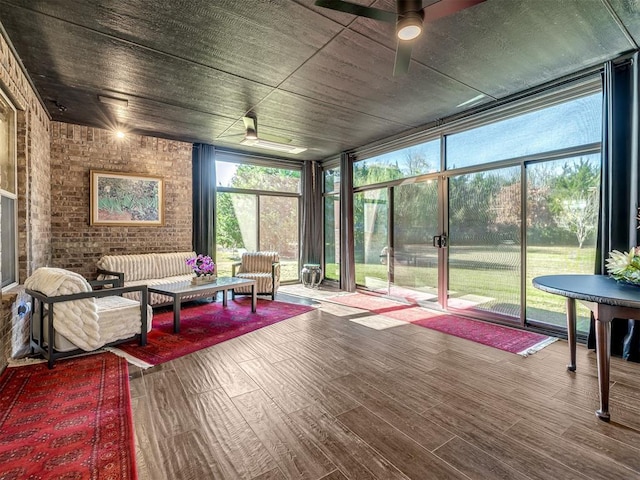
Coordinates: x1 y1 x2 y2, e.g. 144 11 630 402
240 137 307 154
396 11 423 40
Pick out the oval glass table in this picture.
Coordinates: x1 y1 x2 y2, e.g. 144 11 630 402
533 274 640 421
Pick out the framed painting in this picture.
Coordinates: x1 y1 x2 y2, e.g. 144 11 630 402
90 170 164 226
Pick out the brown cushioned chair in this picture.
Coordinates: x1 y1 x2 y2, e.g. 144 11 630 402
232 252 280 300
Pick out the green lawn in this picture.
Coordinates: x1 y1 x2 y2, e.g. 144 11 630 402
332 245 596 333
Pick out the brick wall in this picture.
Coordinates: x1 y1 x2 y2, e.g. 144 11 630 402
0 29 51 371
50 122 193 279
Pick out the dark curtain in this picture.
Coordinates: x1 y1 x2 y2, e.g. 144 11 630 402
192 143 217 258
300 160 323 266
340 152 356 292
589 54 640 360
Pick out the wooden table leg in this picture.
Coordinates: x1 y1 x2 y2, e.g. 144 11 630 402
566 297 577 372
595 316 611 421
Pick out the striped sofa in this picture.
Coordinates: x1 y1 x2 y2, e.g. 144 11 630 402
232 251 280 300
97 251 196 305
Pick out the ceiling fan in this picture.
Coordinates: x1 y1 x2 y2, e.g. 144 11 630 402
224 115 307 155
314 0 486 75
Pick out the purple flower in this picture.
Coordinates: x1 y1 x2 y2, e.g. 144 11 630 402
186 254 216 275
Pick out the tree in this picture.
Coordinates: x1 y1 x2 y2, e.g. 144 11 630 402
232 165 300 192
449 172 505 243
354 162 404 185
215 192 244 250
402 148 435 177
549 159 600 248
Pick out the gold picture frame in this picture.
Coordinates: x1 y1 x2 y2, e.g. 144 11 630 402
90 170 165 226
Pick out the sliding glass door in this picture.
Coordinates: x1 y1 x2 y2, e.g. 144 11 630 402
392 181 440 304
342 79 603 335
354 180 441 303
354 188 388 291
447 167 521 320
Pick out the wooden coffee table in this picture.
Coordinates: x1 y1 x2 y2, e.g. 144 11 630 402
148 277 257 333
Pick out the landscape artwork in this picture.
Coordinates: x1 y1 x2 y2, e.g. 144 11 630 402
90 170 164 226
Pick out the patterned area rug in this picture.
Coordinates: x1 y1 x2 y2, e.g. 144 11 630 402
0 353 137 479
326 292 557 356
110 298 315 367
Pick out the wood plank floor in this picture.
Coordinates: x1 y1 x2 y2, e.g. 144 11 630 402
129 289 640 480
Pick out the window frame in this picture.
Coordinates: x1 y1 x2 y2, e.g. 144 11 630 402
214 156 302 283
0 87 18 291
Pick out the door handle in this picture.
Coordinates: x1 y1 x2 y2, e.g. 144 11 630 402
432 234 448 248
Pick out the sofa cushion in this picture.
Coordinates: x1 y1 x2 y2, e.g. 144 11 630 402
154 252 195 278
96 296 153 341
34 296 153 352
97 253 159 282
97 251 196 282
234 272 273 294
239 251 279 273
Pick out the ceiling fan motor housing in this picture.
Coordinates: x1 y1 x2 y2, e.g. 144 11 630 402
397 0 424 15
396 0 425 40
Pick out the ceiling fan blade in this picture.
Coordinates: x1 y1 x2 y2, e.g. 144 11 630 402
422 0 486 23
314 0 396 23
393 40 414 76
217 133 246 141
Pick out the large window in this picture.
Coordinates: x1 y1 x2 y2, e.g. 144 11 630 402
354 139 440 187
344 79 602 336
216 160 299 193
445 90 601 332
446 93 602 169
215 161 301 282
525 155 600 332
0 91 16 289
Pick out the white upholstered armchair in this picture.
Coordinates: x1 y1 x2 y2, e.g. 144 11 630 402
232 252 281 300
25 267 152 368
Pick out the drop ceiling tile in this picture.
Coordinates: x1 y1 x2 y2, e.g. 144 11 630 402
39 83 236 143
351 0 632 97
2 0 342 86
609 0 640 47
255 89 412 153
0 10 275 122
280 29 491 127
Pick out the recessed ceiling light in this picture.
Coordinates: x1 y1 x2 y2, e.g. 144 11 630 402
115 130 126 139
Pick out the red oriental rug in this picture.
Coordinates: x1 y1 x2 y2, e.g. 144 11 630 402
110 298 315 368
327 292 557 356
0 353 137 480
